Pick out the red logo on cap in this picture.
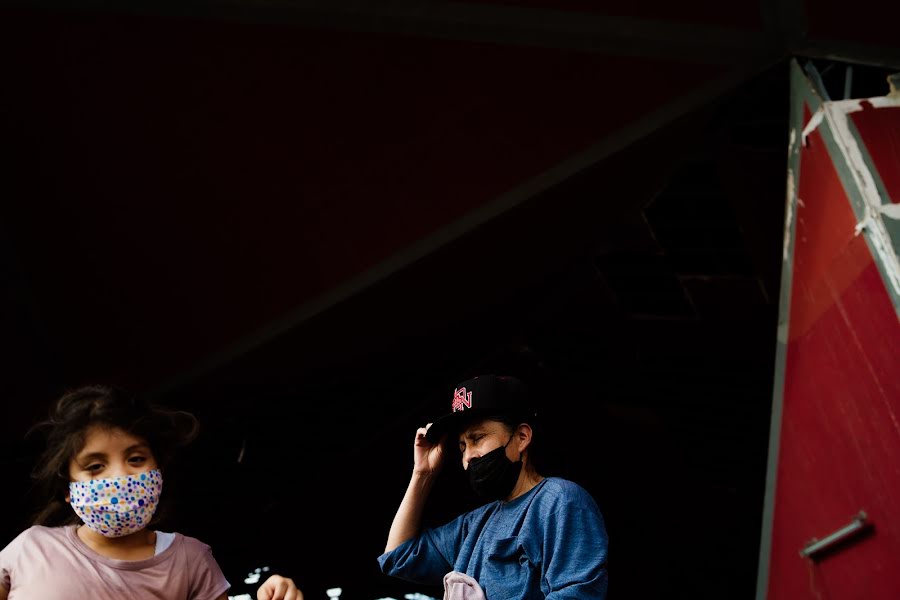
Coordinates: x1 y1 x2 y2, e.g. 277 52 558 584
452 387 473 412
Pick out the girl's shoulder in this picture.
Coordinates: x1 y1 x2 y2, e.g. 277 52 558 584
161 531 228 588
10 524 69 544
165 531 218 558
1 525 71 556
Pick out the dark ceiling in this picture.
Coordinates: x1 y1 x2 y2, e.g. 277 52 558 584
1 1 899 598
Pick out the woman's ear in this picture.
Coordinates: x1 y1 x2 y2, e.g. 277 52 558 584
515 423 533 453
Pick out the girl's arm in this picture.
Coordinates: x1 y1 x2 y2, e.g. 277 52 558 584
0 585 8 600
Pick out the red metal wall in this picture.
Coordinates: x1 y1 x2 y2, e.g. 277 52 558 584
765 89 900 598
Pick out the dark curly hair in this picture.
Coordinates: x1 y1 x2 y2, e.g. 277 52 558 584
29 384 199 528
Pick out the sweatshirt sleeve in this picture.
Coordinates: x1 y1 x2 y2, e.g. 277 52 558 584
539 492 608 599
377 513 468 586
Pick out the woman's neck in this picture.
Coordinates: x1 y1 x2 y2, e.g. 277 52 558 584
507 466 544 501
76 524 157 560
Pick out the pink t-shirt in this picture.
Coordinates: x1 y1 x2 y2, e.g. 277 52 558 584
0 525 231 600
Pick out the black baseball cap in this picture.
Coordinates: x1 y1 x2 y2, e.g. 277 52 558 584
425 374 536 443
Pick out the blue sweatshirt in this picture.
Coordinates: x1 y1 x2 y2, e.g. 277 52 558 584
378 477 608 599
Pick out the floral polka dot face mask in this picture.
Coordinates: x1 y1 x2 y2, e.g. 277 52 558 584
68 469 163 538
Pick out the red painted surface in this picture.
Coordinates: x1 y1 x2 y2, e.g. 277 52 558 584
850 105 900 204
0 9 723 388
767 110 900 599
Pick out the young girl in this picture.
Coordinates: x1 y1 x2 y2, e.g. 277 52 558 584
0 384 302 600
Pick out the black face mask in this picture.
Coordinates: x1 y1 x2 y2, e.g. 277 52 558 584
467 436 522 501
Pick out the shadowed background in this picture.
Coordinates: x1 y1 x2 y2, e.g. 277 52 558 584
1 1 899 597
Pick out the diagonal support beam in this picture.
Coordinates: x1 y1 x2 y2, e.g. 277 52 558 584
1 0 778 65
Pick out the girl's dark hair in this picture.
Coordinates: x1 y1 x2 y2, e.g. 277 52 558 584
29 384 199 528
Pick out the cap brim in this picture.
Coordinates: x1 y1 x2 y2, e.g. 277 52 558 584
425 408 502 444
424 412 461 444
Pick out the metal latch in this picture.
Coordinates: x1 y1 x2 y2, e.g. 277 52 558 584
800 511 870 559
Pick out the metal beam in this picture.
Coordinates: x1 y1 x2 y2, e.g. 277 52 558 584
1 0 777 65
795 40 900 70
147 53 781 397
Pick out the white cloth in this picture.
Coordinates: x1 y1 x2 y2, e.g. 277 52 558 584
443 571 486 600
153 531 175 556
